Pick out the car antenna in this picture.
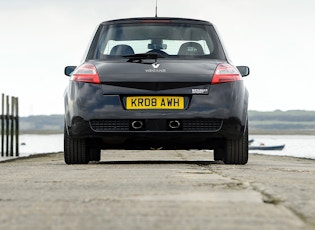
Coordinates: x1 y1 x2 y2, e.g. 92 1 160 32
155 0 158 17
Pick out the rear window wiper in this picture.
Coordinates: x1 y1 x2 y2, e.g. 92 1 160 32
123 53 165 63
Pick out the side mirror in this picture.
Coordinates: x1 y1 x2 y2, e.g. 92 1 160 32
237 66 250 77
64 66 77 76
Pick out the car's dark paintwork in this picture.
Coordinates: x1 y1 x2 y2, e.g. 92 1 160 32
64 17 250 164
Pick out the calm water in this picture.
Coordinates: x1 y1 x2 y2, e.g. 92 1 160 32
249 135 315 159
1 134 315 161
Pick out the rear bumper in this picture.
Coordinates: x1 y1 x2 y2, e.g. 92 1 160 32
66 116 245 149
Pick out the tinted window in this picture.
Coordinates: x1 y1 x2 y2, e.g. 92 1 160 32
89 22 226 60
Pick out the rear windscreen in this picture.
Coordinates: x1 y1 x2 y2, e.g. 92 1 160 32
89 22 226 60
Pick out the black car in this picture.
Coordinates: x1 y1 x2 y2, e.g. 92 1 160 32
64 17 250 165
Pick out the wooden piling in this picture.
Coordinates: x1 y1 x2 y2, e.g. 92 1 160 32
1 94 4 157
0 93 19 157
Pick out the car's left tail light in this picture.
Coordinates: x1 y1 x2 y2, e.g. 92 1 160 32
211 63 242 85
71 63 101 84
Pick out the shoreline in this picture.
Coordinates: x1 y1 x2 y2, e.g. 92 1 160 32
250 130 315 135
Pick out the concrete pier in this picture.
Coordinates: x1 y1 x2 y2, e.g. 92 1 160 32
1 150 314 229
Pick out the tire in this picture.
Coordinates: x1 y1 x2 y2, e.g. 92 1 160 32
223 122 248 165
89 147 101 162
214 148 224 161
64 126 89 164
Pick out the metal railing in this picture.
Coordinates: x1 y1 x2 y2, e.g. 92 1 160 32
1 93 19 157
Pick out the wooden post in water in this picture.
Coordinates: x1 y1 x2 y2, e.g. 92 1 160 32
1 94 3 156
6 95 9 157
0 94 19 157
15 97 19 156
10 97 14 156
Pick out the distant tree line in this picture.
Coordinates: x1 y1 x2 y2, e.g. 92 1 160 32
249 110 315 122
249 110 315 133
19 115 63 133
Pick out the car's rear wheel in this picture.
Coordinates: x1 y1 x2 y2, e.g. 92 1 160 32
214 148 224 161
89 147 101 162
64 126 89 164
223 122 248 165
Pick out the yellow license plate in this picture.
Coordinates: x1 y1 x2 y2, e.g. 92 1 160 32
126 96 184 110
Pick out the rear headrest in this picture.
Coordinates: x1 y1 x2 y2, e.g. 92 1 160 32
110 45 134 56
178 42 204 55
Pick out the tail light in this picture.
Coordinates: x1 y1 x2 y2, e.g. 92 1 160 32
71 63 101 84
211 63 242 85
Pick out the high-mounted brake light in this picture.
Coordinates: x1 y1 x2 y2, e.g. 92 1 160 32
71 63 101 84
211 64 242 85
140 20 171 23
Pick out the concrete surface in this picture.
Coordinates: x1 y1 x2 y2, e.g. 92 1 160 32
0 150 315 230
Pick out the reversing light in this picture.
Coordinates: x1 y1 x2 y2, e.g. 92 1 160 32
71 63 101 84
211 64 242 85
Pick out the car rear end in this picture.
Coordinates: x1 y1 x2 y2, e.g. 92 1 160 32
64 17 249 165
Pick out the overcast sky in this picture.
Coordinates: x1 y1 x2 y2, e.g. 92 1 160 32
1 0 315 116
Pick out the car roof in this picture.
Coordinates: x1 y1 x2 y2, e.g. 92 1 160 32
101 17 213 26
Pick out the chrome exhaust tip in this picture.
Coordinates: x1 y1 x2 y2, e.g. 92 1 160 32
131 120 143 130
169 120 181 129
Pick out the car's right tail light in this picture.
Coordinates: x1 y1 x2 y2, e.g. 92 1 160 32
211 63 242 85
71 63 101 84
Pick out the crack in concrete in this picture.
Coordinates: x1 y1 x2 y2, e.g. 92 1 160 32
209 166 315 229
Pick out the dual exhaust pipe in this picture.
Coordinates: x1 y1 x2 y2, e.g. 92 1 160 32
168 120 181 129
131 120 144 130
131 120 181 130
